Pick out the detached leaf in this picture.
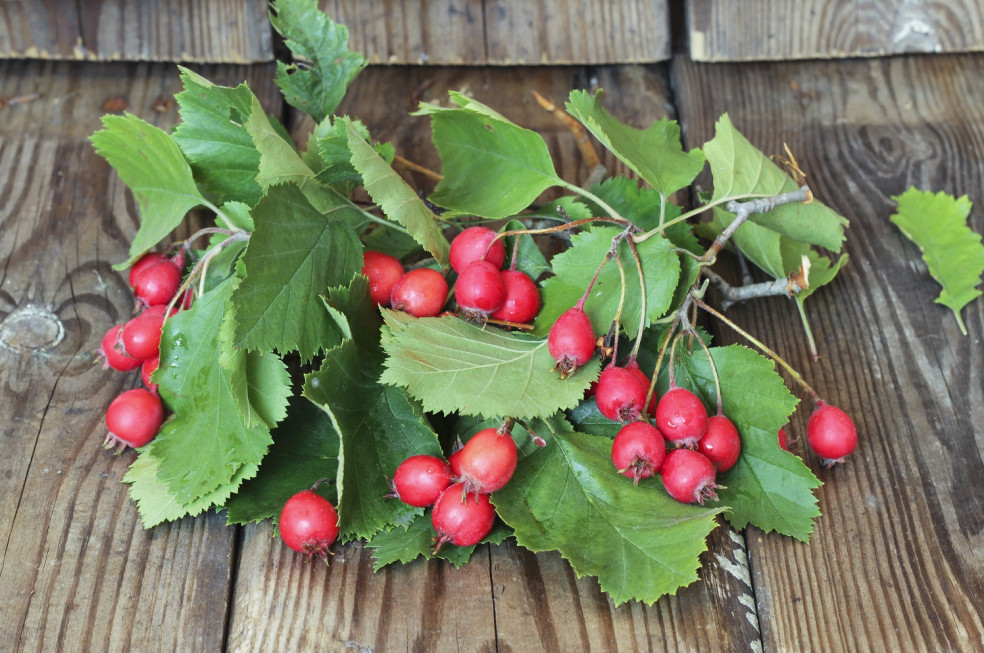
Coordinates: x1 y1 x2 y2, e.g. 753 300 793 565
566 90 706 197
90 113 205 267
380 311 599 420
891 188 984 334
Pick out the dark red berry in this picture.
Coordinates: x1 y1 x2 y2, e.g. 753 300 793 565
362 250 405 306
595 365 648 423
547 306 596 378
390 268 448 317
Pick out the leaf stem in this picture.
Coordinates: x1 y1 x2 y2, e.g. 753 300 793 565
626 236 647 360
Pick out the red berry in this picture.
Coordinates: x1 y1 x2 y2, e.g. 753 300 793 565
778 426 789 451
449 226 505 274
807 402 858 466
490 269 540 323
431 484 496 552
132 259 182 307
660 448 719 504
390 268 448 317
100 324 141 371
121 309 167 361
362 250 405 306
104 388 163 451
141 356 160 393
595 365 648 423
547 306 596 377
611 421 666 484
697 415 741 472
390 454 453 507
623 358 656 416
448 445 464 478
278 489 339 560
456 427 518 494
455 260 506 316
128 251 168 288
654 386 708 448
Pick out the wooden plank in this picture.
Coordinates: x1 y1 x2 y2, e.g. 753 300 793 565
0 0 83 59
688 0 984 61
672 53 984 650
0 59 278 651
233 64 761 650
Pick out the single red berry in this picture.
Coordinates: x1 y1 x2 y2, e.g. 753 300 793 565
455 260 506 316
278 489 339 560
660 448 719 504
448 444 465 478
456 427 518 494
807 401 858 466
611 421 666 484
121 309 167 361
697 415 741 472
362 250 405 306
390 454 453 508
490 269 540 323
141 356 160 394
104 388 163 451
654 386 708 448
778 426 789 451
128 251 169 288
431 484 496 553
547 306 596 378
595 364 648 423
132 259 182 307
449 226 506 273
100 323 141 371
390 268 449 317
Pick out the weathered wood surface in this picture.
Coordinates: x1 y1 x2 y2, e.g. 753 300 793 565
688 0 984 60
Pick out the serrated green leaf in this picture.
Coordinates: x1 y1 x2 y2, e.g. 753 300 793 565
567 90 706 197
244 94 314 189
367 515 476 570
890 188 984 334
380 311 599 420
494 431 723 605
269 0 366 123
417 95 562 218
534 226 680 339
347 119 451 264
90 113 205 267
231 183 361 359
704 114 847 252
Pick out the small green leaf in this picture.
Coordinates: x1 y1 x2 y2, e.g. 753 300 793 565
380 311 599 420
890 188 984 334
90 113 205 267
244 94 314 190
367 515 477 570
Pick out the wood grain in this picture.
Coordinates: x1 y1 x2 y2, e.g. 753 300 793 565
0 60 278 651
673 52 984 651
688 0 984 61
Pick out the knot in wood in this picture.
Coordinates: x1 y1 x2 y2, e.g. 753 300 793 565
0 304 65 353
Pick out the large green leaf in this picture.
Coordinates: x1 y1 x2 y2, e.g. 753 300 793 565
417 93 562 218
494 431 723 605
346 119 451 264
380 311 599 420
890 188 984 334
90 113 205 267
567 90 705 197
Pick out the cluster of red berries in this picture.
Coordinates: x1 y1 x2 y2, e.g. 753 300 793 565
361 226 541 323
388 426 518 553
98 250 187 451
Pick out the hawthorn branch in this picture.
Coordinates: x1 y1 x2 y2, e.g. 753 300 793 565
702 268 805 311
701 185 811 264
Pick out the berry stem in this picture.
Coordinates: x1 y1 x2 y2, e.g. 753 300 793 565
625 235 648 360
643 318 679 413
689 326 724 415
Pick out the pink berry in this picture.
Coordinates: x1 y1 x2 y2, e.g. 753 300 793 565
455 260 506 316
100 323 141 371
104 388 163 451
490 269 541 323
547 306 596 378
697 415 741 472
611 421 666 484
431 484 496 552
449 226 505 273
807 402 858 466
660 448 719 504
595 364 648 423
654 386 708 448
390 268 449 317
456 427 518 494
390 454 453 508
278 489 339 560
132 259 182 307
362 250 405 306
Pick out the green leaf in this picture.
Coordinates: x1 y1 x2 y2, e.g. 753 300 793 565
704 114 848 252
380 311 599 420
347 119 451 264
500 219 550 281
268 0 366 123
890 188 984 334
90 113 205 267
231 183 362 359
151 276 274 504
304 277 444 540
171 67 263 206
494 431 723 605
417 94 562 218
698 205 786 279
244 94 314 190
367 515 477 570
225 396 341 525
566 90 705 197
535 226 681 339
